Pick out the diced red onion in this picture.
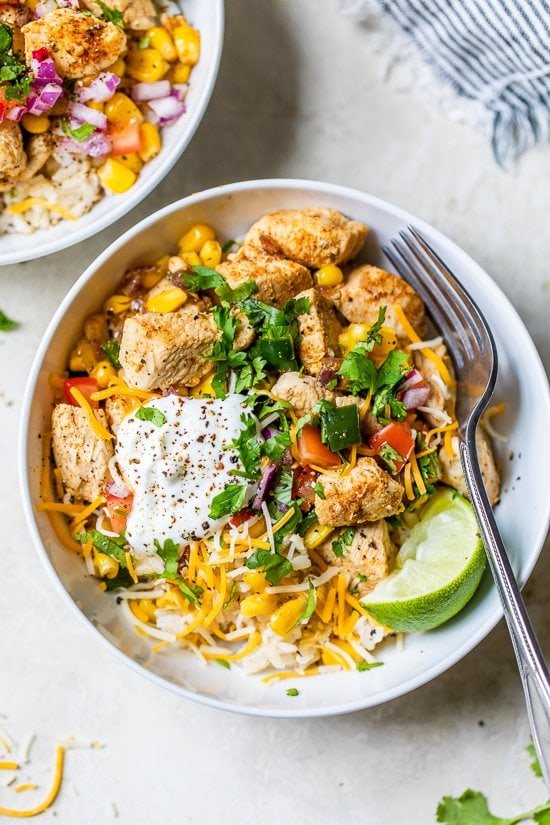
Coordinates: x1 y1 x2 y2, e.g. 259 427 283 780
30 57 62 85
62 131 112 158
318 366 337 386
5 106 26 122
78 72 120 103
69 101 107 130
262 426 281 440
105 478 131 500
26 82 63 114
171 84 189 100
34 0 57 18
400 369 424 391
147 94 185 126
252 463 279 510
400 386 431 410
131 80 171 102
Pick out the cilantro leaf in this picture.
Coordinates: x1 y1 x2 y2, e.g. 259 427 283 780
135 405 167 427
312 482 325 500
154 538 180 579
101 338 121 369
436 789 550 825
228 414 262 479
332 527 354 558
272 467 293 512
177 578 203 606
75 530 127 567
184 266 257 304
0 309 16 331
292 582 316 629
97 0 124 26
0 23 12 52
221 239 239 253
376 349 411 389
527 742 543 779
379 443 403 473
371 386 407 423
245 548 293 585
209 483 248 519
103 567 134 591
338 345 377 395
286 688 299 696
216 658 231 669
61 119 96 142
357 661 384 672
262 430 291 462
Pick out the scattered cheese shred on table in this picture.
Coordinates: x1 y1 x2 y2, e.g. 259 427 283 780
0 746 64 818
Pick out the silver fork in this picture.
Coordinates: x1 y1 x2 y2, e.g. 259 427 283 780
384 226 550 788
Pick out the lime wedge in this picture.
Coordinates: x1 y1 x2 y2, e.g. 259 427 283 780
361 489 485 632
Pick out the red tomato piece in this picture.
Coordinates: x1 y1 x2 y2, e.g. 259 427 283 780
229 508 255 527
292 466 318 510
369 422 415 472
296 425 342 469
64 377 99 408
110 123 143 156
106 492 134 534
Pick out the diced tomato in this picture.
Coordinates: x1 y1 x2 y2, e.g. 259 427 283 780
106 491 134 534
110 123 142 157
64 377 99 408
369 422 415 472
32 47 51 61
292 465 319 510
229 508 255 527
296 425 342 469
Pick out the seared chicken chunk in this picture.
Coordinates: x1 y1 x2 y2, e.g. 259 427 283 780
20 133 54 181
23 9 126 79
413 345 456 427
271 372 335 418
217 247 313 308
51 404 113 502
314 457 404 526
295 288 342 376
119 304 218 390
105 396 135 435
244 208 368 268
0 121 26 191
439 426 500 506
319 521 396 594
82 0 156 30
326 264 426 338
0 4 31 55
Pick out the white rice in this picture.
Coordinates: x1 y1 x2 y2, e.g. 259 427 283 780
0 147 101 235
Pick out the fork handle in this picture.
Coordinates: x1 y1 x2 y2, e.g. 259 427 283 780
461 436 550 789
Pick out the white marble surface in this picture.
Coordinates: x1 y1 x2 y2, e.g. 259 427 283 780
0 1 549 821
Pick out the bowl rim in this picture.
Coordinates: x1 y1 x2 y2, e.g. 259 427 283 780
0 0 225 267
19 178 550 718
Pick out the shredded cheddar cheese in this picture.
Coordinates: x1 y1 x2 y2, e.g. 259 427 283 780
409 452 427 496
393 303 455 386
0 762 19 771
0 746 64 818
68 387 114 441
14 784 38 794
403 462 415 500
37 502 87 516
7 198 77 221
261 667 323 684
71 495 105 534
443 427 456 458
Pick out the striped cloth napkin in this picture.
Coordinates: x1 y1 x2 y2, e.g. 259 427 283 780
342 0 550 165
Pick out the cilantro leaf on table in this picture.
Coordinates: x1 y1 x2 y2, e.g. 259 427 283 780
0 309 17 331
245 548 293 586
97 1 124 26
75 530 127 566
286 688 299 696
436 789 550 825
209 483 248 519
135 405 167 427
154 538 180 579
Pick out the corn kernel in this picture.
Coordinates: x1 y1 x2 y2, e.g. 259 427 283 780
315 264 343 287
304 523 335 549
104 294 132 315
147 26 178 61
338 323 370 353
70 338 97 373
270 596 307 637
91 359 117 389
146 287 187 314
141 268 164 289
155 254 171 276
95 552 119 579
189 372 216 397
370 327 398 364
117 152 143 174
126 48 169 83
108 56 126 77
105 92 143 126
172 24 200 65
240 593 278 618
86 100 104 113
84 313 108 345
97 158 137 194
21 114 50 134
167 62 191 83
180 251 201 267
138 122 161 162
242 571 267 591
199 239 222 269
179 223 216 253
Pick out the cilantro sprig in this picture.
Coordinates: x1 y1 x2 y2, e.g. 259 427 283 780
0 309 16 331
135 405 167 427
245 548 293 586
97 1 124 26
0 23 31 102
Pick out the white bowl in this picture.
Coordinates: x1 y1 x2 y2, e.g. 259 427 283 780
0 0 224 266
19 179 550 717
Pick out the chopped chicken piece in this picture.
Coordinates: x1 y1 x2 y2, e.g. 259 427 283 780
244 207 368 268
217 247 313 307
104 396 135 435
314 457 404 526
271 371 336 418
295 288 342 376
20 133 54 181
439 426 500 506
326 264 426 338
0 121 26 191
23 9 126 79
51 404 113 502
82 0 156 30
319 521 396 594
0 4 31 54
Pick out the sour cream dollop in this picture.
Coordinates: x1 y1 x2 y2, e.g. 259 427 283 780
115 394 252 554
